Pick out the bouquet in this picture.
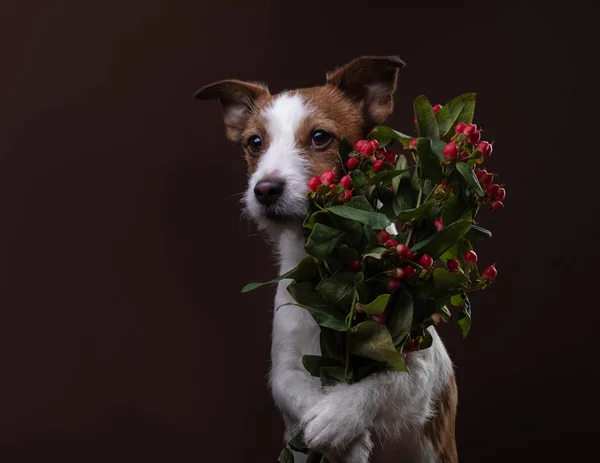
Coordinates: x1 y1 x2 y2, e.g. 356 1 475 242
243 93 504 462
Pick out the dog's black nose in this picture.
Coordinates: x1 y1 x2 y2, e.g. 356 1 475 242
254 179 285 206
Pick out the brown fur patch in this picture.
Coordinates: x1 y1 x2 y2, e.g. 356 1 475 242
424 374 459 462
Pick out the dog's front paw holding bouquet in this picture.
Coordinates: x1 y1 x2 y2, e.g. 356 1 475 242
196 55 505 462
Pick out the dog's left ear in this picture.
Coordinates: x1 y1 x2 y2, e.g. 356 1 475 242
326 56 405 128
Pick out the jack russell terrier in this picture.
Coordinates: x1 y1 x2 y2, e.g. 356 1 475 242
195 56 458 463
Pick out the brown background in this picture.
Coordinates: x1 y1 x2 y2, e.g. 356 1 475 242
1 0 598 461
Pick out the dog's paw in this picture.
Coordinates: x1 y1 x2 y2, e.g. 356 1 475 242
301 386 368 451
326 432 374 463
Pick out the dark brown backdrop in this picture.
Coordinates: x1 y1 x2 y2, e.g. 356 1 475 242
1 0 598 461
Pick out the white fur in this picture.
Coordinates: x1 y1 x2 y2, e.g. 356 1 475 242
242 92 455 462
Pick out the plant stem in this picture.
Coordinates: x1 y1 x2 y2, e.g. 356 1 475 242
405 180 424 246
344 290 358 377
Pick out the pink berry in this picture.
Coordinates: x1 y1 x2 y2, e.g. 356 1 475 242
434 219 444 231
482 264 497 281
476 169 488 179
354 140 367 152
377 312 388 323
432 104 443 113
340 174 352 189
355 303 364 313
376 231 391 243
495 188 506 201
486 184 500 197
391 267 405 279
430 313 443 326
480 172 494 186
455 122 467 134
396 244 410 258
369 139 379 150
372 159 385 172
346 157 358 170
340 189 353 202
409 139 417 148
492 200 504 211
464 250 478 264
308 176 321 192
406 251 416 260
387 278 401 292
468 130 481 144
385 151 397 163
463 124 477 136
374 149 386 159
447 259 460 272
350 259 361 271
443 141 459 160
476 141 493 158
419 254 434 269
384 239 399 248
403 265 416 279
320 170 335 185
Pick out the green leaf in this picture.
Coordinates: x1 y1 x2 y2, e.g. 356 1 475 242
351 321 407 371
435 93 476 141
317 272 355 310
319 366 347 386
432 268 469 292
320 328 344 361
467 225 493 241
363 246 388 260
439 305 452 322
287 282 347 331
305 223 345 259
302 355 343 377
441 186 471 226
338 136 354 167
329 205 391 229
387 289 414 347
346 195 374 211
350 169 367 189
396 199 436 222
278 447 294 463
455 162 484 197
439 239 472 265
458 308 471 338
370 125 413 147
365 168 411 188
361 294 390 316
392 154 409 192
416 138 443 184
451 293 465 307
414 95 440 139
410 219 472 259
242 256 318 292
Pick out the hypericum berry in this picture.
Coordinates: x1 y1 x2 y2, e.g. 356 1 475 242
408 338 417 350
486 183 500 197
403 265 416 279
447 259 460 272
455 122 467 134
354 140 367 152
406 251 416 260
413 114 417 122
409 138 417 148
374 149 386 159
492 200 504 211
468 130 481 144
372 159 385 172
387 278 401 292
463 124 477 136
476 169 488 179
434 219 444 231
419 254 434 269
369 139 379 150
376 230 391 243
391 267 405 279
440 179 448 189
430 313 443 326
339 175 352 189
443 141 459 159
340 189 353 202
460 151 469 160
320 170 335 185
482 264 497 281
350 259 361 271
355 303 364 313
476 141 493 158
377 312 388 323
396 244 410 258
495 187 506 201
432 104 443 113
480 172 494 186
357 140 378 156
384 239 399 248
308 176 321 192
346 157 358 170
464 250 478 264
385 151 397 163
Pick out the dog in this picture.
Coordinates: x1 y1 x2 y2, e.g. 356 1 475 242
195 56 458 463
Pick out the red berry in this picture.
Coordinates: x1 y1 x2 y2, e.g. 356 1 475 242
495 188 506 201
385 151 397 163
374 149 386 159
308 176 321 192
406 251 416 260
482 264 497 281
492 200 504 211
447 259 460 272
486 184 500 197
369 139 379 150
408 338 417 350
372 159 385 172
460 151 469 160
391 267 405 279
480 172 494 186
455 122 467 134
384 239 399 248
476 169 488 179
419 254 434 269
354 140 367 151
346 157 358 169
340 189 353 202
443 141 458 160
476 141 493 158
340 174 352 189
409 138 417 148
396 244 410 258
377 312 388 323
463 124 477 136
376 230 391 243
440 179 448 189
387 278 401 292
355 303 364 313
403 265 416 279
432 104 443 113
320 170 335 185
468 130 481 144
434 219 444 231
413 114 417 122
350 259 361 271
464 250 478 264
430 313 443 326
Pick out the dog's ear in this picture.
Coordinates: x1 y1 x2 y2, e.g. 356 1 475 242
194 80 270 143
326 56 405 128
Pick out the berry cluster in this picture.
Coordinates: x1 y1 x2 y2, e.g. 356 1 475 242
308 169 354 203
348 139 398 172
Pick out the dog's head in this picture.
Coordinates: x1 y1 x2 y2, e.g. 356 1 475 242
195 56 404 232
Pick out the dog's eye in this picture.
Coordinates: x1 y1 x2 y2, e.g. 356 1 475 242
311 130 332 148
247 135 262 155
